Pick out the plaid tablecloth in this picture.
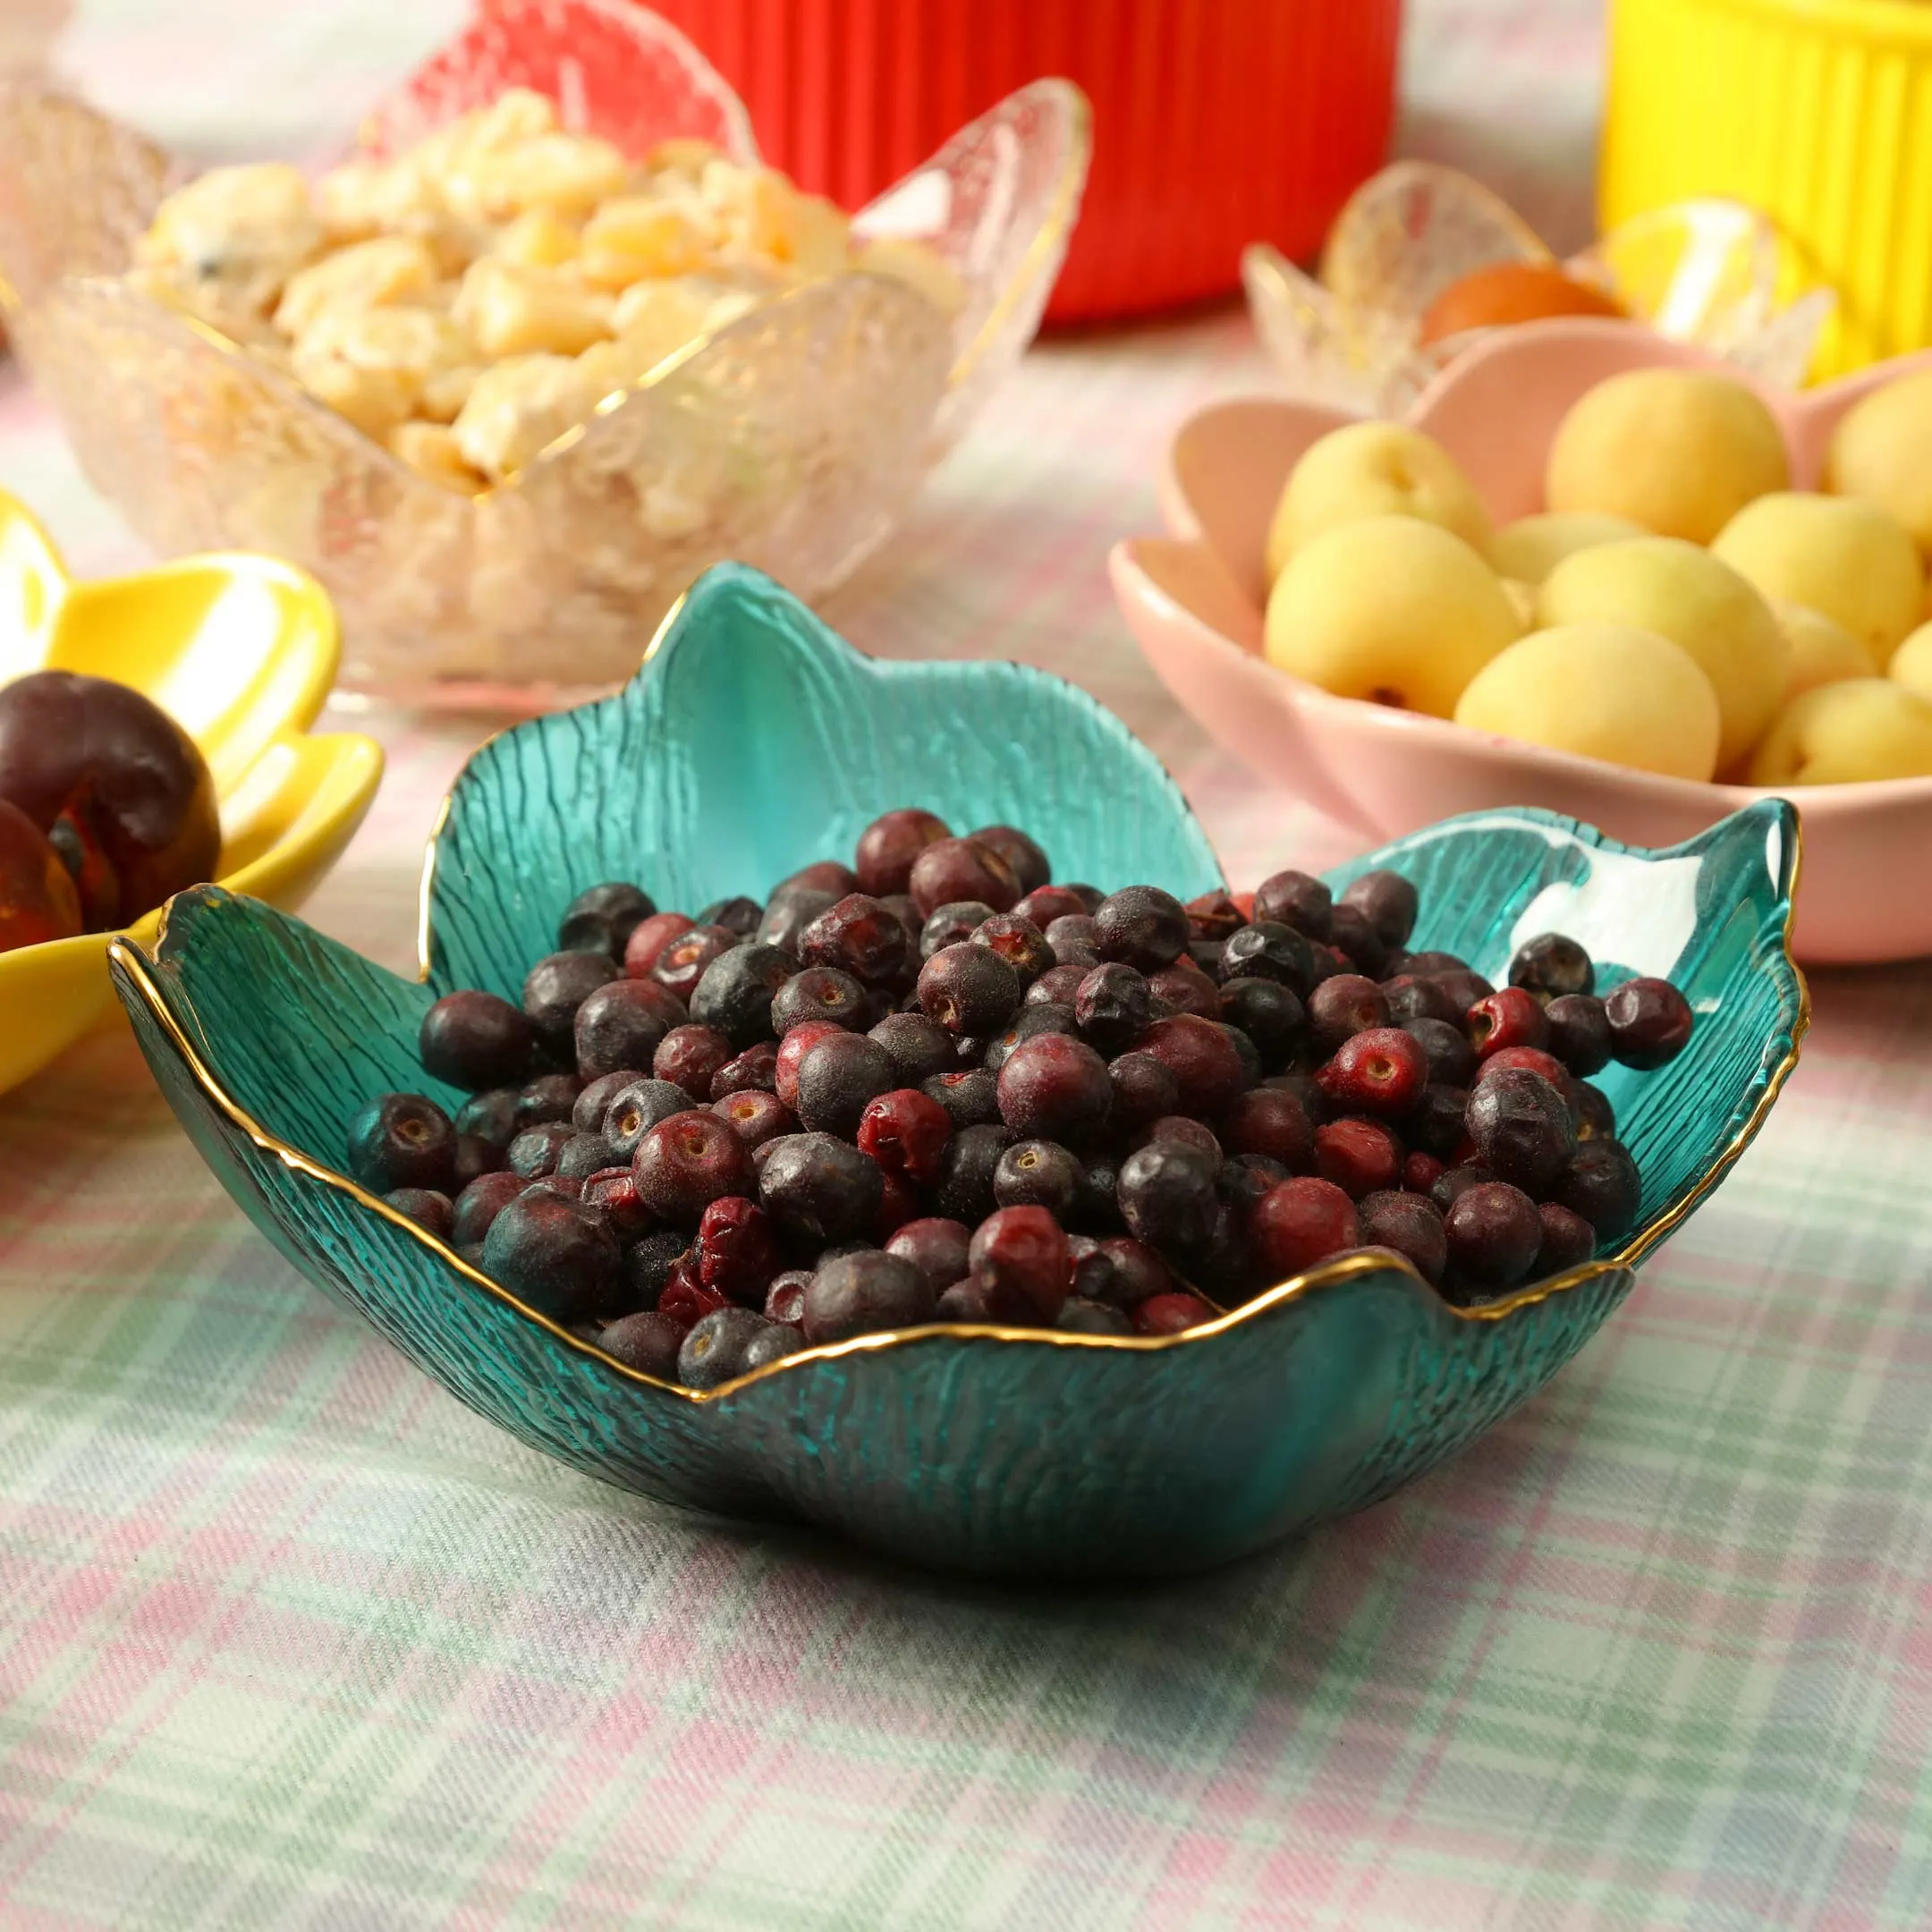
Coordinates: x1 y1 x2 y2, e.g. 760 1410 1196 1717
5 4 1931 1928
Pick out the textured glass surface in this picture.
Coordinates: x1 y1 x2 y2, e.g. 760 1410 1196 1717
109 570 1805 1578
0 0 1087 701
1244 161 1834 415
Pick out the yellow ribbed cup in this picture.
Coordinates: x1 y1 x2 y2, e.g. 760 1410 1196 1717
1602 0 1932 378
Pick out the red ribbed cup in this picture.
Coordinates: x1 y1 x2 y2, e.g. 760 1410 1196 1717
626 0 1402 322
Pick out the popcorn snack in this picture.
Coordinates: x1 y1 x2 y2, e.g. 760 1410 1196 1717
132 88 967 493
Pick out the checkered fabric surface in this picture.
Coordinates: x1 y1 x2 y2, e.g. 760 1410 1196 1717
6 4 1932 1927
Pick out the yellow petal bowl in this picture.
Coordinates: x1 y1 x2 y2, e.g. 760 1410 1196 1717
0 487 382 1095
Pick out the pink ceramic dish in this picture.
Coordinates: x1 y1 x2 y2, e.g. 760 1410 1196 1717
1110 317 1932 964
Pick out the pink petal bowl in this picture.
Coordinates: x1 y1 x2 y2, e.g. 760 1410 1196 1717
1109 317 1932 965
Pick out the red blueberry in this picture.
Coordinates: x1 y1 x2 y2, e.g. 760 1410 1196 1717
854 808 952 897
1467 986 1549 1060
1132 1292 1216 1335
1315 1026 1428 1118
1603 977 1694 1069
775 1020 844 1109
1314 1117 1402 1198
1134 1013 1246 1118
1250 1176 1360 1279
632 1109 754 1226
909 836 1021 919
997 1031 1114 1142
968 1205 1071 1323
856 1087 954 1182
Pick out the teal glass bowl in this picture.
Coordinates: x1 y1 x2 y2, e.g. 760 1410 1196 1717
107 565 1808 1580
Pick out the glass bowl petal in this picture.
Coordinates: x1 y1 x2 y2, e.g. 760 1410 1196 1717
108 568 1802 1578
356 0 758 164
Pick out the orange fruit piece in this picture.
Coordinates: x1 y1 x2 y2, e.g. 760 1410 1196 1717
1419 260 1626 345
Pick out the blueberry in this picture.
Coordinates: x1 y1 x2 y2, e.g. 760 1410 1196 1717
855 809 953 898
972 913 1053 986
774 860 859 900
556 1131 620 1180
982 1001 1078 1075
1073 962 1155 1056
602 1077 701 1160
993 1139 1086 1217
452 1171 525 1249
969 825 1051 895
710 1041 779 1100
632 1111 754 1227
1326 902 1387 979
773 966 868 1034
385 1188 453 1238
1044 914 1101 966
793 1032 897 1137
1509 932 1596 1001
1218 920 1314 995
996 1032 1112 1142
481 1191 621 1321
919 900 996 960
741 1323 804 1372
348 1092 455 1193
623 1229 691 1309
1117 1138 1219 1255
798 894 912 990
574 1069 643 1133
598 1309 685 1377
869 1010 957 1085
1094 886 1190 971
1403 1015 1477 1087
690 942 794 1048
1557 1138 1642 1238
522 950 617 1055
1218 977 1303 1066
1057 1296 1132 1335
969 1206 1072 1324
921 1067 1000 1131
884 1217 972 1293
1546 994 1613 1076
1466 1067 1576 1195
917 942 1021 1037
580 1167 655 1242
455 1087 520 1151
653 1024 732 1101
699 895 765 938
757 886 838 955
419 989 537 1090
574 979 682 1080
1537 1201 1597 1273
1357 1189 1447 1284
1443 1182 1542 1292
558 882 657 959
508 1121 575 1178
1340 869 1419 947
758 1133 885 1244
515 1072 583 1130
931 1122 1013 1224
802 1250 936 1343
1106 1050 1181 1131
678 1307 776 1388
1252 869 1332 941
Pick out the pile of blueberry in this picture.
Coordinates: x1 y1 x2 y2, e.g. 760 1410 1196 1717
345 809 1693 1391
